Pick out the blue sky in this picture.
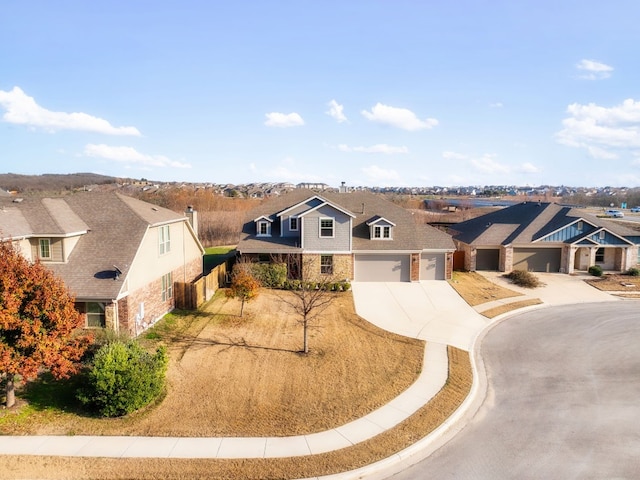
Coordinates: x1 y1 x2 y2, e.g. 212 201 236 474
2 1 640 188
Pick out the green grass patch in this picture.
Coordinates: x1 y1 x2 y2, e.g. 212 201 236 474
204 246 236 274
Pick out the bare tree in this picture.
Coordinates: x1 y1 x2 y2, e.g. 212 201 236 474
278 254 343 354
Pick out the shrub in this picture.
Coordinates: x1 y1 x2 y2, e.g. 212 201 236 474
249 262 287 288
504 270 541 288
588 265 603 277
77 340 168 417
626 267 640 277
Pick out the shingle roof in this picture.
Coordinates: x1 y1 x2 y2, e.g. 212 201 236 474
0 192 189 300
451 201 640 246
238 189 454 253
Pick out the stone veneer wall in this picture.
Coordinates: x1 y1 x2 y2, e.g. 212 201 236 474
302 253 353 281
411 253 420 281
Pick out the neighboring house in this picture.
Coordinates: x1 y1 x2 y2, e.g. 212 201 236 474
0 192 204 336
450 201 640 273
237 190 455 282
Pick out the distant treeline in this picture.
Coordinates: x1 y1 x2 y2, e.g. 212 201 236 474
0 173 118 193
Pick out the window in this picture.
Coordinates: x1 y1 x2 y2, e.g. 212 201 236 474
257 221 271 236
76 302 106 328
162 272 173 301
577 221 583 231
319 218 334 238
373 225 392 239
289 216 299 231
320 255 333 275
159 225 171 255
39 238 51 259
599 230 606 240
596 247 605 263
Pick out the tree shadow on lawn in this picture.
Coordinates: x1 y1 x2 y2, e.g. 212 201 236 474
19 372 99 418
164 331 301 356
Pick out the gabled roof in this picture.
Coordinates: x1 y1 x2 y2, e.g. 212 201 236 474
452 201 640 246
277 195 356 219
0 191 197 300
253 215 273 223
238 189 454 253
366 216 396 227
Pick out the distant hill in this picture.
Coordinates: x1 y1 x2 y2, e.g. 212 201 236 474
0 173 121 193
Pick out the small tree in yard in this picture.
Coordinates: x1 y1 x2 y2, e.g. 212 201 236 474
226 262 260 316
0 241 92 408
279 255 340 354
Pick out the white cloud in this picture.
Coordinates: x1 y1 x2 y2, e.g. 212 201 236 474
576 59 613 80
0 86 140 135
361 165 401 182
83 144 191 168
361 103 438 131
264 112 304 127
556 98 640 158
442 151 468 160
489 102 504 108
326 100 347 123
470 154 510 174
338 143 408 154
519 162 540 173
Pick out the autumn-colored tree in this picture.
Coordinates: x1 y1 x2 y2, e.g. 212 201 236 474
0 241 92 408
226 262 260 316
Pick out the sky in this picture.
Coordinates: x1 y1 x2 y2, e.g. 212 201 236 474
2 1 640 188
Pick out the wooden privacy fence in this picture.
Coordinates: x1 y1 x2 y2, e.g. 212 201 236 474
174 259 231 310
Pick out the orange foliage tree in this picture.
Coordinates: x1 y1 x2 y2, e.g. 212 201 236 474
226 263 260 316
0 241 93 408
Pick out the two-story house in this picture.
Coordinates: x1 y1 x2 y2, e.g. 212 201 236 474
237 190 455 282
0 191 204 336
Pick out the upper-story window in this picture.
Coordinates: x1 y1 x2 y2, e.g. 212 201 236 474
39 238 51 259
159 225 171 255
373 225 392 239
257 220 271 236
577 221 583 231
289 216 299 231
319 218 334 238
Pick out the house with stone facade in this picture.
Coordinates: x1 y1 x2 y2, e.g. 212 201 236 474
237 189 455 282
450 201 640 273
0 191 204 336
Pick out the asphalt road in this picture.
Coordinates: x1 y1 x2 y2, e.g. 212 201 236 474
388 302 640 480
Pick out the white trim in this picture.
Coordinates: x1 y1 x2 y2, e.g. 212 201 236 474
319 217 335 238
366 216 396 227
289 216 299 232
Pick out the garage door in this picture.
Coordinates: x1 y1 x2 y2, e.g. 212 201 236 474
476 249 500 270
354 254 410 282
420 252 445 280
513 248 561 272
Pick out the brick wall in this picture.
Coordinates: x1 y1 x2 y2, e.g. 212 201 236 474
410 253 420 281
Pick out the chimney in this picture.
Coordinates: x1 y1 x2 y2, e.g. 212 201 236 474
185 205 198 238
361 202 366 214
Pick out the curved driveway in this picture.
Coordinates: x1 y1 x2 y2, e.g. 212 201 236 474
389 301 640 479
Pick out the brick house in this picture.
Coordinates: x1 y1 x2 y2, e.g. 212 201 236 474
0 191 204 336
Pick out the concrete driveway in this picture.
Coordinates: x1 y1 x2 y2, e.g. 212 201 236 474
351 281 488 351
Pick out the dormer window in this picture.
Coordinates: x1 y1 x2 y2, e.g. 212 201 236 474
367 216 395 240
258 221 270 236
577 221 583 231
289 216 299 231
39 238 51 259
373 225 391 239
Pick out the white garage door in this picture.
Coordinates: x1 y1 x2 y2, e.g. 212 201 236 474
420 252 445 280
354 254 410 282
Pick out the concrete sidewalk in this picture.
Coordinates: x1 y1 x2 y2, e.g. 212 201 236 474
0 275 613 467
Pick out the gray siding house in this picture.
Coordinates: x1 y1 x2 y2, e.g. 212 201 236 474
238 190 455 282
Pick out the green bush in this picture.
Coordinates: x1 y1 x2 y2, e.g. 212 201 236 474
626 267 640 276
504 270 541 288
249 262 287 288
588 265 603 277
77 340 168 417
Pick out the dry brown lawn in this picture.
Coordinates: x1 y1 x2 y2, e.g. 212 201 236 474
480 298 544 318
586 274 640 292
2 289 424 437
0 289 474 480
449 271 523 306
